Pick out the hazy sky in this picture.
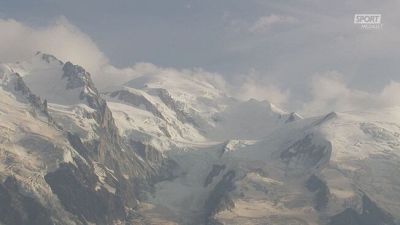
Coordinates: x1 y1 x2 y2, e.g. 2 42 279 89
1 0 400 113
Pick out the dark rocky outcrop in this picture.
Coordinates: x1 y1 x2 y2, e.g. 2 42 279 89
62 62 97 91
204 170 236 224
204 164 226 187
306 174 330 210
45 162 125 225
130 141 164 162
66 132 91 162
129 141 182 184
329 208 362 225
0 176 53 225
36 51 63 65
12 73 52 121
109 90 166 120
153 88 201 127
312 112 337 127
329 194 396 225
285 112 301 123
280 134 332 171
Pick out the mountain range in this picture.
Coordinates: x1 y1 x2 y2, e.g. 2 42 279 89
0 53 399 225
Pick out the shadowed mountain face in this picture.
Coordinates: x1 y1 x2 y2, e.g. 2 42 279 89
280 133 332 172
0 54 400 225
0 54 177 225
329 195 396 225
306 174 330 210
0 176 53 225
45 162 126 225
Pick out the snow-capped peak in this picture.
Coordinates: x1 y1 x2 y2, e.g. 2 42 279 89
1 53 99 106
1 52 400 225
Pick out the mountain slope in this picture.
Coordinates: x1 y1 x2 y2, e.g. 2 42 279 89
0 53 176 225
211 110 400 225
0 53 399 225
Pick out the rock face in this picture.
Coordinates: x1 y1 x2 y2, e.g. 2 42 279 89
0 176 53 225
1 53 400 225
204 165 226 187
110 90 166 120
0 55 177 225
280 134 332 172
42 62 177 224
45 162 125 225
203 170 236 224
154 88 200 127
306 175 330 210
12 73 51 119
329 195 396 225
285 112 302 123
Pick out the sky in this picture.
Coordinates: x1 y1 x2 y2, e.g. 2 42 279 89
1 0 400 114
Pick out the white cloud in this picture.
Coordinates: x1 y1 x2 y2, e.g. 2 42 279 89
0 17 108 74
249 14 298 33
301 71 400 116
5 17 398 116
0 17 289 107
234 77 289 107
93 62 230 92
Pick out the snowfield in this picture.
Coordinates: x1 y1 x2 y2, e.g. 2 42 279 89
0 53 399 225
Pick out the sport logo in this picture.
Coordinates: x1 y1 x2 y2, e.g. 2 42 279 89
354 14 382 29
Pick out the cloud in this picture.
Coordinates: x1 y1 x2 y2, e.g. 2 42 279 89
93 62 229 92
0 16 290 107
249 14 298 33
3 17 398 116
234 77 289 107
99 62 289 107
99 62 290 107
301 71 400 116
0 17 108 74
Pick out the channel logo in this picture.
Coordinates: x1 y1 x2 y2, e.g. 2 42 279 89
354 14 382 29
